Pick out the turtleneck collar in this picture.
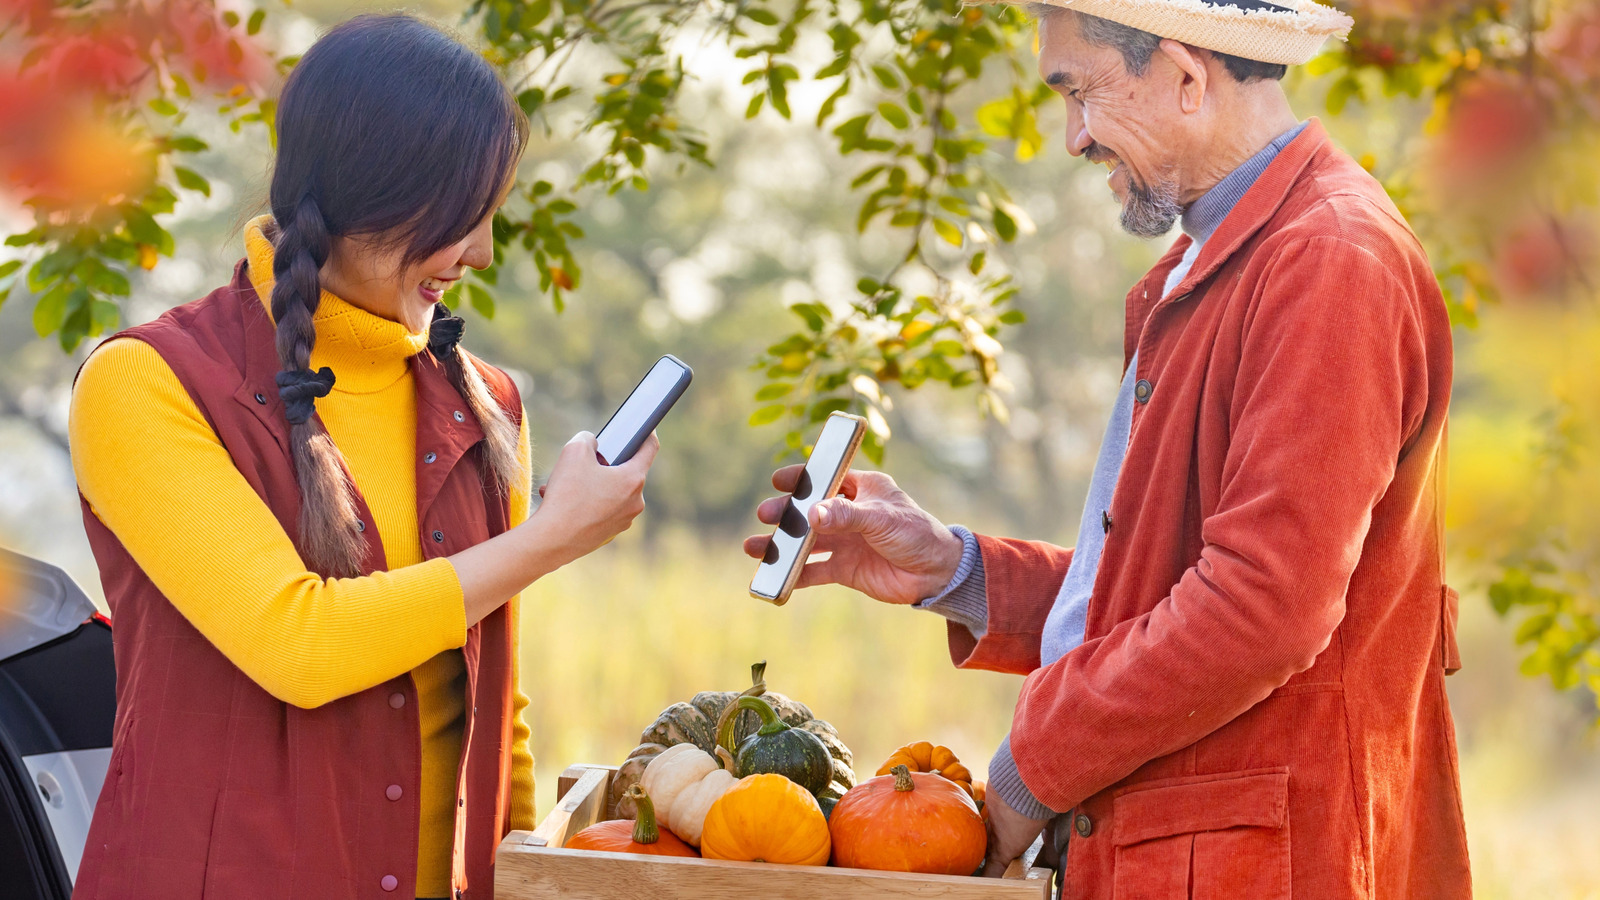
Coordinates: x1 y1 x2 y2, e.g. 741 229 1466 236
243 215 430 395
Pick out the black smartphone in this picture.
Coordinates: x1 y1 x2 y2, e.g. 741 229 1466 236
749 412 867 606
595 355 693 465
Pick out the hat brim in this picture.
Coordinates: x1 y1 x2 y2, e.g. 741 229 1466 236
982 0 1354 66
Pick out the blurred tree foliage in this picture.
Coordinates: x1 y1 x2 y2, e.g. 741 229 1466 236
0 0 1596 708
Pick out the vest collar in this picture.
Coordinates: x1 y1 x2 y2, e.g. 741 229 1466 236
229 261 491 529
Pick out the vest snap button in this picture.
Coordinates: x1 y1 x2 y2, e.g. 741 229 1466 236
380 874 398 892
388 692 405 709
1134 379 1153 404
432 530 445 543
1074 813 1094 838
453 410 465 423
424 451 438 464
386 784 402 801
1101 510 1113 534
254 393 266 405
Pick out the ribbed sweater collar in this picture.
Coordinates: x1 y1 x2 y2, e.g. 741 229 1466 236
243 215 429 395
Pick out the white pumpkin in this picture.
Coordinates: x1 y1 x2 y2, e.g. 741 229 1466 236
667 766 737 846
637 743 738 847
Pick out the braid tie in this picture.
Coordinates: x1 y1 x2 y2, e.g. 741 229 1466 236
276 367 337 425
428 302 466 354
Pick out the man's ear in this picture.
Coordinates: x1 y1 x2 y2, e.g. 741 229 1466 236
1157 39 1209 114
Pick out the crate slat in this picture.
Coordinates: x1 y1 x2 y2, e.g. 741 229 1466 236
495 763 1053 900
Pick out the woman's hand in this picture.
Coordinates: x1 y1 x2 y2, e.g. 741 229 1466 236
536 431 657 565
742 467 964 605
454 431 656 626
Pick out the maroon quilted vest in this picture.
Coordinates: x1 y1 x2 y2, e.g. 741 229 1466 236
73 262 521 900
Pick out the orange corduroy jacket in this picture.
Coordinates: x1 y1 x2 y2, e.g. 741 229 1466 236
951 120 1471 899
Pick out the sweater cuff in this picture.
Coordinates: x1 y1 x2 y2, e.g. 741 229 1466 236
989 735 1057 821
913 526 988 639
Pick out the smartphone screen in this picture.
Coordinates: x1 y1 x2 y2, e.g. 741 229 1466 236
595 355 693 465
750 412 866 605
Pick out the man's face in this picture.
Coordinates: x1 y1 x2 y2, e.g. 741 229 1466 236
1038 12 1184 237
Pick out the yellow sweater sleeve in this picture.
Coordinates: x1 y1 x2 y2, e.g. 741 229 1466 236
507 414 537 830
70 339 469 709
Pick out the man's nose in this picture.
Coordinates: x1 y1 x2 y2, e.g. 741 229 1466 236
1064 109 1092 157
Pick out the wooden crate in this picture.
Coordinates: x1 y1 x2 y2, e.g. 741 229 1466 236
496 764 1055 900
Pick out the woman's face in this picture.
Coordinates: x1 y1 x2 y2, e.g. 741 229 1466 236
320 204 499 334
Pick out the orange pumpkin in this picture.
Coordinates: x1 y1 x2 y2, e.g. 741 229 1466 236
566 785 699 857
830 764 986 875
701 774 831 866
876 741 974 797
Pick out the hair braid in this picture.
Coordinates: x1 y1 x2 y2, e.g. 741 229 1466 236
271 193 366 577
428 302 528 498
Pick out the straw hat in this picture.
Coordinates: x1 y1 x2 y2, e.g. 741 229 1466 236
987 0 1354 66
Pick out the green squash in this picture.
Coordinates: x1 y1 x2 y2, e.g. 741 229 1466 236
719 694 833 797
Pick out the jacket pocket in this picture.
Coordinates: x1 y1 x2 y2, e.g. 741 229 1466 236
1111 767 1290 900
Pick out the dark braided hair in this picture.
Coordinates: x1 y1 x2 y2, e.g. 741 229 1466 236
267 13 529 576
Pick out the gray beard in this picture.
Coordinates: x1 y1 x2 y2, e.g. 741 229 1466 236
1120 176 1182 238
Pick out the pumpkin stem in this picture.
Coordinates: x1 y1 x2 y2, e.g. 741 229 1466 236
714 745 736 771
714 661 772 756
733 694 789 736
891 764 916 793
624 784 660 844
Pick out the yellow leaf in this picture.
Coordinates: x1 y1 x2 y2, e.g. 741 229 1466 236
604 73 628 86
137 244 159 270
900 320 933 341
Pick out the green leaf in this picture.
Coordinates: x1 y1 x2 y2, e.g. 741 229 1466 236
467 283 496 318
877 102 909 130
749 404 787 426
755 382 793 402
149 98 179 117
998 309 1027 325
173 166 211 197
933 218 963 247
247 8 266 35
745 93 765 119
0 260 19 281
32 283 71 337
167 135 208 153
992 208 1017 242
933 339 966 357
745 8 779 26
808 397 852 422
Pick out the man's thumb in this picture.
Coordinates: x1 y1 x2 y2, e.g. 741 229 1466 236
813 497 871 534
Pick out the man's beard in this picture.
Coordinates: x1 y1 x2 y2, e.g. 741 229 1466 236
1120 175 1182 238
1087 142 1182 238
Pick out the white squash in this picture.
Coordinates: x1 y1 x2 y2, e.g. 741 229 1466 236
637 743 738 847
668 765 737 846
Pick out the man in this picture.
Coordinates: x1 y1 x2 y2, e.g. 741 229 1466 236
744 0 1472 896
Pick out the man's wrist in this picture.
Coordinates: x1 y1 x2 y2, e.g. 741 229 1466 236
989 736 1057 821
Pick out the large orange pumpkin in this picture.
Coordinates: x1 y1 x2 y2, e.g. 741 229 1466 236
876 741 974 797
829 764 986 875
566 785 699 857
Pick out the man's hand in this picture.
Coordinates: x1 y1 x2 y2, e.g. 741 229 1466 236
981 787 1051 878
742 466 964 605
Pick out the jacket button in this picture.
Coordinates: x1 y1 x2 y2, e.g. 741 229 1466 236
380 875 398 892
424 451 438 464
1074 813 1093 838
1101 511 1113 534
432 530 445 543
253 393 267 405
386 784 402 801
453 410 465 423
389 692 405 709
1134 379 1153 404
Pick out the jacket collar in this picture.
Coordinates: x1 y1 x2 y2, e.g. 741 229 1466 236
1124 118 1331 367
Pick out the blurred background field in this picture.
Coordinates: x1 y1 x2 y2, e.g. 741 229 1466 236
2 0 1598 895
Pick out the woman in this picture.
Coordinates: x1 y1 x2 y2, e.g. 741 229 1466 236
67 15 648 900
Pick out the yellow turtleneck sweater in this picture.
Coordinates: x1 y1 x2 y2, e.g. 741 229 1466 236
69 218 536 897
